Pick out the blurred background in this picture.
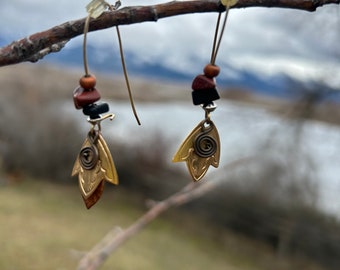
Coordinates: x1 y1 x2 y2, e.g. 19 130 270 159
0 1 340 269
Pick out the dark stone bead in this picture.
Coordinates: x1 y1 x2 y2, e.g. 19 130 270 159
83 103 110 119
192 88 220 106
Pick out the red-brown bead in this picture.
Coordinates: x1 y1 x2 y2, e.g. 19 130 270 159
79 75 96 90
192 74 216 91
73 86 101 109
203 64 220 78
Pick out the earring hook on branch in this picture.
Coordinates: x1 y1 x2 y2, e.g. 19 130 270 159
83 0 141 125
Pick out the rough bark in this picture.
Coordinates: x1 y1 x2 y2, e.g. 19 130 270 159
0 0 339 67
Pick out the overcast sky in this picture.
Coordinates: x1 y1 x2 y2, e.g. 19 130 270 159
1 0 340 87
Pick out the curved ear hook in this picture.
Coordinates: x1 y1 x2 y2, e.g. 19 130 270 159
210 0 238 65
115 26 142 126
84 0 141 126
83 0 121 75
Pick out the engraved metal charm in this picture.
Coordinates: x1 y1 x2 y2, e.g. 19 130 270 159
72 114 118 208
173 104 220 181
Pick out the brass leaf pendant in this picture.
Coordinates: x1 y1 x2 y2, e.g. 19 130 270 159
173 119 220 181
72 131 118 208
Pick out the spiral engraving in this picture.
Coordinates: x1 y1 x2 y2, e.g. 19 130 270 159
194 133 217 158
80 145 99 170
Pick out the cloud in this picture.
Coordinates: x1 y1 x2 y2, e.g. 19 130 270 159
1 0 339 87
1 0 86 36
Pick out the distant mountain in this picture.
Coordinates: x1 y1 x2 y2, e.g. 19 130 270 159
41 44 340 102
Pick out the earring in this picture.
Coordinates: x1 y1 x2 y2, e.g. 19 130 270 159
173 1 237 181
172 63 221 181
71 72 119 209
71 0 122 209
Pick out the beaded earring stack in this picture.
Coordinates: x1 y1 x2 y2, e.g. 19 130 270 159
71 0 121 209
173 0 237 181
72 74 118 209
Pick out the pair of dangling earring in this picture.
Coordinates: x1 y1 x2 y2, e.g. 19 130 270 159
71 0 237 208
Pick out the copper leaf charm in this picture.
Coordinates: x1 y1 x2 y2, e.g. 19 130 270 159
72 132 118 208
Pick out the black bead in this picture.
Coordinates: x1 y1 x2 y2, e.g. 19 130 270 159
83 103 110 119
192 88 220 106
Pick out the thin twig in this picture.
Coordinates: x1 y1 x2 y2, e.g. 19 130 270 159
0 0 339 67
77 156 253 270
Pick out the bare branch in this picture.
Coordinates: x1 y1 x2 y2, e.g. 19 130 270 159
76 157 253 270
26 41 69 63
0 0 339 67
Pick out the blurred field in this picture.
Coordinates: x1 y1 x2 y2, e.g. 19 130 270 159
0 179 234 270
0 178 327 270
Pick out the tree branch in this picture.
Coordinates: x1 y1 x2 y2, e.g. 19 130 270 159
76 157 252 270
0 0 339 67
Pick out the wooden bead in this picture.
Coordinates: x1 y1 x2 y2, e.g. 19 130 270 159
203 64 220 78
73 86 101 109
192 75 216 91
79 75 96 90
